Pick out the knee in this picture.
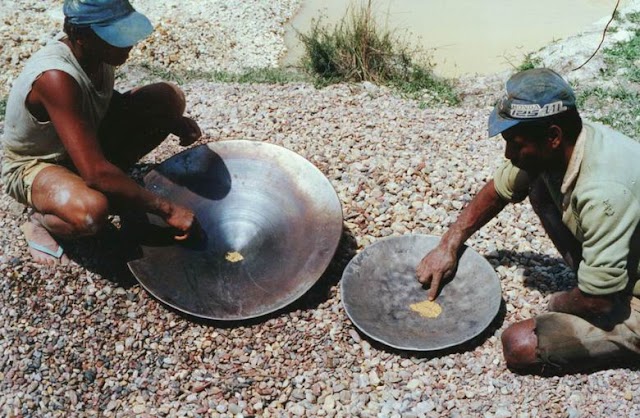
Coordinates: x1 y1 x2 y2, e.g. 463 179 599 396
151 82 186 118
501 319 540 370
67 191 109 236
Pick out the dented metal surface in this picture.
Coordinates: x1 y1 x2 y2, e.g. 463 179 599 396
341 235 501 351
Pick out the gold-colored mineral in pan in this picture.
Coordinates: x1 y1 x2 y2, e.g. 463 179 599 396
410 300 442 318
225 251 244 263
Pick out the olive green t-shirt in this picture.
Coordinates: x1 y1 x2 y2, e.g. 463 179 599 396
493 121 640 296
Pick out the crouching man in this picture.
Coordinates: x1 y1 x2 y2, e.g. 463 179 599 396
1 0 202 265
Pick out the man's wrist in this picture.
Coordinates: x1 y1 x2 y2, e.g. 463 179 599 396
440 226 464 255
151 196 174 219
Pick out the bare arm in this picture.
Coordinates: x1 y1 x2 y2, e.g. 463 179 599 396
416 179 508 300
30 70 195 237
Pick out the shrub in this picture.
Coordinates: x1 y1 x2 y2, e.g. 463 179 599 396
517 53 543 72
298 0 458 105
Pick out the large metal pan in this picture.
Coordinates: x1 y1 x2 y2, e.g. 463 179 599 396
128 141 343 320
341 234 501 351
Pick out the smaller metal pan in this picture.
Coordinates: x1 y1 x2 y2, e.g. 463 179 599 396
341 234 501 351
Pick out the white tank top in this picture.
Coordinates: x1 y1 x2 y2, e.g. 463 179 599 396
2 32 115 161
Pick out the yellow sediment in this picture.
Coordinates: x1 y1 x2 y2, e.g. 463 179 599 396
409 300 442 318
225 251 244 263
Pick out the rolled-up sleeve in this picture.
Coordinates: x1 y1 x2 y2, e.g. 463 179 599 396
575 182 640 295
492 160 530 203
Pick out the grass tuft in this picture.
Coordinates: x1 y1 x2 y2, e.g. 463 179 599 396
517 53 543 72
297 0 458 105
0 97 6 123
578 86 640 139
134 63 310 85
577 10 640 138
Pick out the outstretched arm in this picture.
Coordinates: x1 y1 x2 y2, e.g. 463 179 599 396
416 179 508 300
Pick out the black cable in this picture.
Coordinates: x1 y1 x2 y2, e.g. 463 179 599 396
572 0 621 71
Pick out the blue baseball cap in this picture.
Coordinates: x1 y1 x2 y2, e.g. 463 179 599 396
63 0 153 48
488 68 576 137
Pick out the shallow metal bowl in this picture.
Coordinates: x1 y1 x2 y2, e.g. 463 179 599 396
128 141 343 320
341 234 501 351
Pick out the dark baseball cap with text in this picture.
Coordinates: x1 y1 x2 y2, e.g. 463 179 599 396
488 68 576 137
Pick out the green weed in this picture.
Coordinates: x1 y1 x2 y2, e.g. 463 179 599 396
578 86 640 138
297 0 458 105
199 68 310 84
134 63 187 84
577 9 640 137
130 63 309 85
517 53 543 72
0 97 6 122
602 26 640 82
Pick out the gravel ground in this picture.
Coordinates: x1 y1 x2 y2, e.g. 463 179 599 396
2 1 640 417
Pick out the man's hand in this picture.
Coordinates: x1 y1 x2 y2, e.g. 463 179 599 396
173 116 202 146
414 181 507 301
416 245 459 301
164 204 199 240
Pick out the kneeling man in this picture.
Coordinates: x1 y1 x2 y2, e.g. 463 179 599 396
417 68 640 373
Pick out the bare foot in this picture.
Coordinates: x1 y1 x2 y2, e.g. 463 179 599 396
20 218 69 266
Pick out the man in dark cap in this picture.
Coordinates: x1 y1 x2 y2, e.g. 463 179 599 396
416 68 640 373
2 0 201 265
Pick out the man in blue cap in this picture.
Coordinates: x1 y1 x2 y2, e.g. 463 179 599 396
416 68 640 373
2 0 202 265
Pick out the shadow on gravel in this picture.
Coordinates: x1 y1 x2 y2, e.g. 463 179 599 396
517 355 640 377
59 163 158 289
487 249 577 295
353 297 508 360
159 223 359 328
61 223 141 289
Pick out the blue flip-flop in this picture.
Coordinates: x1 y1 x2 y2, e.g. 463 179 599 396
26 240 64 259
